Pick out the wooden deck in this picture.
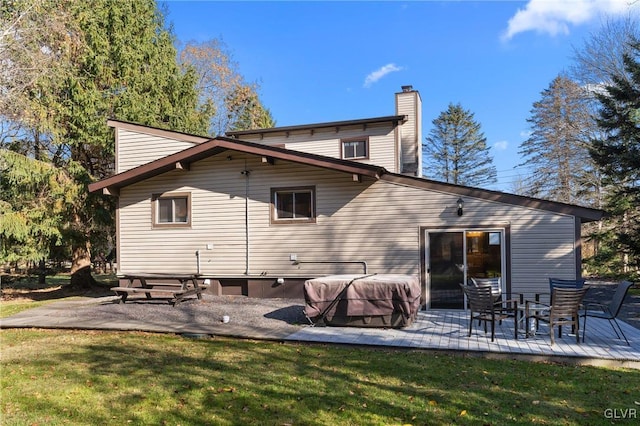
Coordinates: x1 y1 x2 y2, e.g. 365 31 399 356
288 310 640 366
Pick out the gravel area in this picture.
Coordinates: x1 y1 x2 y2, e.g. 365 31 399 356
4 280 638 338
69 294 310 336
83 281 638 330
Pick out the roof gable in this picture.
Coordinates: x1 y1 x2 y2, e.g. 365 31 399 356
91 122 604 223
88 136 385 195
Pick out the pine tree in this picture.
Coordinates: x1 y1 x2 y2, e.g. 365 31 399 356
518 75 595 204
423 103 496 187
0 150 81 281
227 87 276 132
591 41 640 274
567 17 640 276
1 0 213 286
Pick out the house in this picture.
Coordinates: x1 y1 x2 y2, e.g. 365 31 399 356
88 86 603 309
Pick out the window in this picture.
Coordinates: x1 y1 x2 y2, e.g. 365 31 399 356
271 187 315 224
152 193 191 227
341 138 368 159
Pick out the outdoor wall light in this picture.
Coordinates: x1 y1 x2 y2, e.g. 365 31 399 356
457 198 464 216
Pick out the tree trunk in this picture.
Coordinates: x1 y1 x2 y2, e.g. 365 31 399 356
38 259 46 285
69 242 97 289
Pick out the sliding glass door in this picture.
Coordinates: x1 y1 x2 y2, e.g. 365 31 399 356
427 229 504 309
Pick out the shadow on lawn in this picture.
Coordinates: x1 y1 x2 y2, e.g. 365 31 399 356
35 335 640 425
1 274 115 302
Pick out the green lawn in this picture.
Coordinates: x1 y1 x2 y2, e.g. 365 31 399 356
1 329 638 425
0 299 50 318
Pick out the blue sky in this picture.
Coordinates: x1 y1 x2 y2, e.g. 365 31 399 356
162 0 638 192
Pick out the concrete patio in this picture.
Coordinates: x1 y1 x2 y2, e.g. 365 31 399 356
1 295 638 369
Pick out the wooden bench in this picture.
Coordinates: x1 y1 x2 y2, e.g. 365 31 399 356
111 273 206 306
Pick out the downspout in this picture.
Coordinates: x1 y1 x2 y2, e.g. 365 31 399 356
242 161 250 275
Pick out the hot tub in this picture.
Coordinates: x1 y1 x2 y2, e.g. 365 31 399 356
303 274 421 328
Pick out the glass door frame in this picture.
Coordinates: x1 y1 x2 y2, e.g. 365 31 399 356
421 226 508 310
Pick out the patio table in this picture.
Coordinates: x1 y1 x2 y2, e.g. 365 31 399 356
517 303 549 337
111 273 205 306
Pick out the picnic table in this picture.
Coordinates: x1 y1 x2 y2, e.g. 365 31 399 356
111 273 206 306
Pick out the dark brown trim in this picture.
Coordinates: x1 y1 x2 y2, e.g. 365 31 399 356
270 186 317 225
89 137 384 194
575 217 582 279
108 119 210 144
226 115 407 138
93 122 604 223
151 192 192 229
340 136 370 160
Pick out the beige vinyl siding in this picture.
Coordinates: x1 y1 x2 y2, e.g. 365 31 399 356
235 124 398 172
116 128 199 173
118 154 578 297
396 91 420 172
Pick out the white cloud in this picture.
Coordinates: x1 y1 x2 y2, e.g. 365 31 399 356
494 140 509 150
363 63 403 88
519 130 533 139
501 0 633 41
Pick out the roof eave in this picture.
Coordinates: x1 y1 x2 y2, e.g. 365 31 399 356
88 137 384 194
226 115 407 137
107 119 211 143
381 173 604 222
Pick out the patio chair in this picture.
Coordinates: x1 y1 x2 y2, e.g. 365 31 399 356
549 277 586 293
460 283 518 342
548 277 587 335
470 277 502 302
581 281 634 346
526 287 589 345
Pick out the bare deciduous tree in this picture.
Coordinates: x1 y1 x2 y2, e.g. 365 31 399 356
179 39 274 135
570 14 639 91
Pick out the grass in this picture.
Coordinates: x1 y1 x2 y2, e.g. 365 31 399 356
1 329 638 425
0 299 50 318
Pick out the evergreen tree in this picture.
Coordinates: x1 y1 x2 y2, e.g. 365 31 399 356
0 150 81 281
423 103 496 187
1 0 213 286
591 41 640 274
567 16 640 276
227 87 276 132
518 75 596 204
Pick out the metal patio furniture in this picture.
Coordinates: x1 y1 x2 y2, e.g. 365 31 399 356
470 277 502 302
526 287 589 345
549 277 586 293
460 283 518 342
581 281 634 346
548 278 587 335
